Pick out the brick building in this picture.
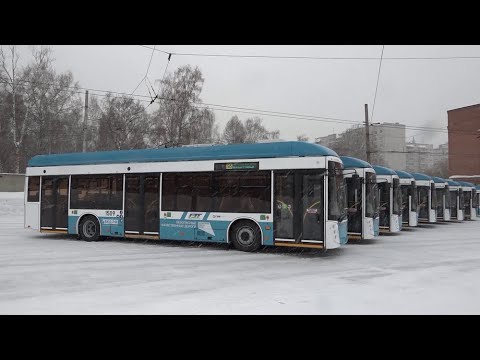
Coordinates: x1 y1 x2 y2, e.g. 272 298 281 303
447 104 480 184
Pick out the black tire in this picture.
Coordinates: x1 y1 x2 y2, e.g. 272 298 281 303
230 220 262 252
79 215 101 242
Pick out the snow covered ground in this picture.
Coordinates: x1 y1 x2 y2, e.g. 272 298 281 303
1 191 480 314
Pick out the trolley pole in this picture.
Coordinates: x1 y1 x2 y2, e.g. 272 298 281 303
365 103 371 163
82 90 89 152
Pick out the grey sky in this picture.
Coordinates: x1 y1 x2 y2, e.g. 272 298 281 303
14 45 480 146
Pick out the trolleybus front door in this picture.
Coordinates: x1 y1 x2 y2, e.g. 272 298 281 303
274 171 324 243
125 174 160 235
345 177 362 234
40 176 68 230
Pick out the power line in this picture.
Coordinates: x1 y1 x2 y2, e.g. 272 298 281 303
148 53 172 107
139 45 480 61
370 45 385 123
2 78 477 136
188 102 361 125
131 45 157 96
0 78 152 101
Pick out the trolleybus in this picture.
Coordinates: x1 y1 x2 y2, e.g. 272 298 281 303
445 179 464 221
456 181 477 220
411 172 436 223
24 141 348 252
431 176 451 222
372 165 402 233
340 156 379 240
395 169 418 227
476 185 480 217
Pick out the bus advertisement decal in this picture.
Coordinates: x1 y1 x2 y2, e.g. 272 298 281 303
198 222 215 236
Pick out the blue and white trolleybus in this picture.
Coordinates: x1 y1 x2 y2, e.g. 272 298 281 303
445 179 464 221
372 165 402 233
411 172 436 223
340 156 379 240
395 170 418 227
431 176 451 222
24 141 348 252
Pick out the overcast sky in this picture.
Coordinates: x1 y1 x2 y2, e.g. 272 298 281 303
12 45 480 146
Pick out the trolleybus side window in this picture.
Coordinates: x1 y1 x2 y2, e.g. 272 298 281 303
401 185 409 218
417 186 429 219
410 182 418 212
445 186 451 209
162 171 271 213
70 175 123 210
175 174 194 211
274 172 295 239
328 161 347 221
393 178 401 215
27 176 40 202
430 183 437 209
194 174 213 212
365 172 377 218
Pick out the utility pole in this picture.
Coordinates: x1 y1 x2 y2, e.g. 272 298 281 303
82 90 89 152
365 103 371 163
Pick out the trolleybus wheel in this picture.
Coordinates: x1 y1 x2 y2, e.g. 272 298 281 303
79 215 101 242
230 220 261 252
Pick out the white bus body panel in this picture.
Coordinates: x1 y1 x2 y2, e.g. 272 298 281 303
325 220 341 249
429 209 437 223
363 217 375 239
390 214 400 232
444 208 451 221
25 202 40 230
410 210 418 226
26 156 328 176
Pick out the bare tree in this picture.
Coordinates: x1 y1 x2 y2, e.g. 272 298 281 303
97 94 149 150
244 117 279 143
83 95 102 151
21 46 83 160
0 46 27 173
424 157 449 178
297 134 309 142
187 107 219 144
150 65 215 147
327 125 384 165
223 115 246 144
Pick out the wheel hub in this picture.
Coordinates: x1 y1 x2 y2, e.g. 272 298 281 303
237 227 254 246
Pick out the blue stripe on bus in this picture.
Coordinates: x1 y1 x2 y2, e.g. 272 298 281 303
373 217 380 236
339 221 348 245
68 215 124 237
159 218 274 245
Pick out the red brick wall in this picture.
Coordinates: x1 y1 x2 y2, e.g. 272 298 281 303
448 104 480 183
